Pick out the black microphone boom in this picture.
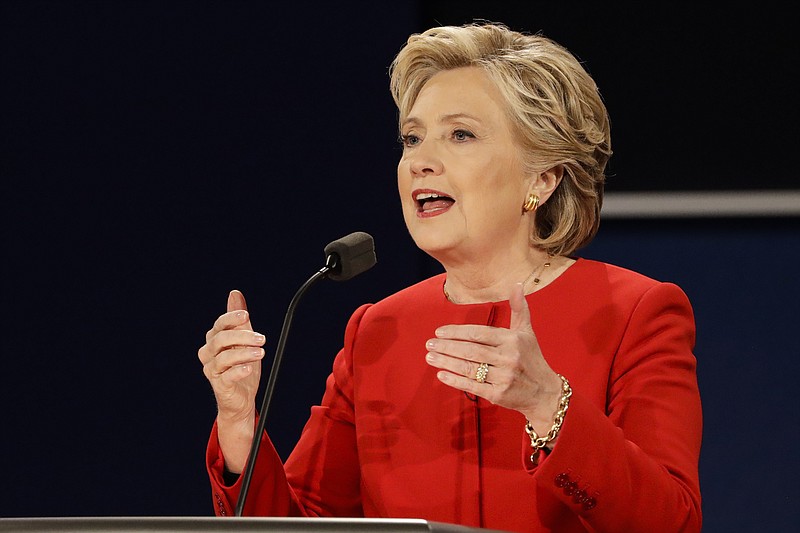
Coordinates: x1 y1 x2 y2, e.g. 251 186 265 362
234 232 376 517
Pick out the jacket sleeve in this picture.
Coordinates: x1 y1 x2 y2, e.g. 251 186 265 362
204 303 372 518
205 418 298 517
530 282 703 533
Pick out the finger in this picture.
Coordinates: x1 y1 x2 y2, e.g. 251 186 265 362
199 329 266 365
204 359 257 387
509 282 533 332
426 337 496 364
425 350 490 382
434 323 503 345
208 363 257 390
205 310 251 343
433 365 492 397
203 345 265 376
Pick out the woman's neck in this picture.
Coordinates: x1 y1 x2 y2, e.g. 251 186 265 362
442 251 571 304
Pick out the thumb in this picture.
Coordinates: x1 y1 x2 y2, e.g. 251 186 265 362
227 289 248 313
509 283 533 332
227 289 253 330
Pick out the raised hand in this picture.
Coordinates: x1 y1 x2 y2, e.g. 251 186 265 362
424 283 562 431
198 289 265 472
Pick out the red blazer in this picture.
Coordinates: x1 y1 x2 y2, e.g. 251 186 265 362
206 258 703 532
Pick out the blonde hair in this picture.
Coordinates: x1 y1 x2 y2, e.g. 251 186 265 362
389 23 612 256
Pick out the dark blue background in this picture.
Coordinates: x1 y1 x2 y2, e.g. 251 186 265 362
2 2 797 531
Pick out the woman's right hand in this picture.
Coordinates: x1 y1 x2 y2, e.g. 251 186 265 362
198 289 266 472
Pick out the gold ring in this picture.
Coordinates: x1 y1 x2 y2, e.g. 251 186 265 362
475 362 489 383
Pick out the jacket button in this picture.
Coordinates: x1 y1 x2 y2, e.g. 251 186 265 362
554 473 569 487
563 481 578 496
572 488 587 504
214 493 227 516
583 496 597 510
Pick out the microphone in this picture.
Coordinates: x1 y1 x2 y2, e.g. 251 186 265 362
324 231 378 281
234 231 376 516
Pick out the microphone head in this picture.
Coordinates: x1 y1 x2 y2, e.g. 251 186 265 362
323 231 377 281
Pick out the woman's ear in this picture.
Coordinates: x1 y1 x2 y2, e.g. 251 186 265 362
529 165 564 204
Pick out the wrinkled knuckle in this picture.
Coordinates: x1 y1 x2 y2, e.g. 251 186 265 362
463 360 474 377
461 380 477 395
467 328 483 342
201 346 215 363
207 334 225 355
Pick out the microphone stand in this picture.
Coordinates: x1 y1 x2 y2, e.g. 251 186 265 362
234 254 338 517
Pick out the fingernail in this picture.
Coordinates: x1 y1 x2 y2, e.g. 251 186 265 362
253 333 265 343
235 310 246 319
426 339 436 349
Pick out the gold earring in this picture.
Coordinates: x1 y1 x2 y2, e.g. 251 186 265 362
522 194 539 213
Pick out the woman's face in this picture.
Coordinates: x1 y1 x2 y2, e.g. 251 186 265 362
397 66 532 266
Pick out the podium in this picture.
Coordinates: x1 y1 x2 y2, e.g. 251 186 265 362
0 517 510 532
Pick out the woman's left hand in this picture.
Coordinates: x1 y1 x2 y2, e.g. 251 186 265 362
425 283 563 431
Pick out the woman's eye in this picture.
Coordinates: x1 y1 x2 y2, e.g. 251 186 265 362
399 134 421 147
452 129 475 141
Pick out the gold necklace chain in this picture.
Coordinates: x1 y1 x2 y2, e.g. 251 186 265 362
522 256 552 289
443 256 553 304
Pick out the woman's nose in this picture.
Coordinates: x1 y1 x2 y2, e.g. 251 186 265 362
408 141 443 177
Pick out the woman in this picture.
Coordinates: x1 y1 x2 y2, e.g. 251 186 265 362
198 23 702 532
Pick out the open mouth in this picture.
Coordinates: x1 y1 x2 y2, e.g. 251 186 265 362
415 191 455 215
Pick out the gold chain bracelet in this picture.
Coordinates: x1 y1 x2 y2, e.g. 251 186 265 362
525 374 572 464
